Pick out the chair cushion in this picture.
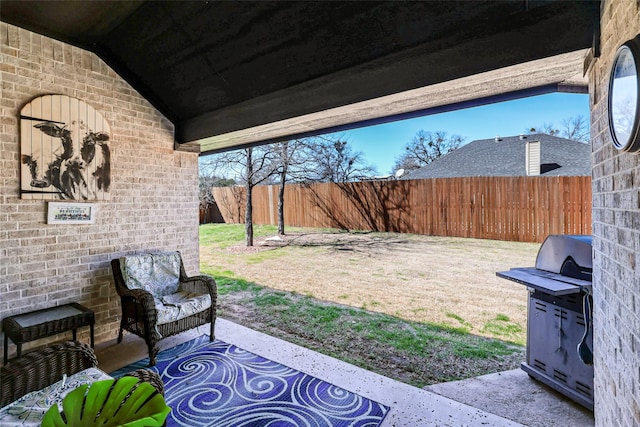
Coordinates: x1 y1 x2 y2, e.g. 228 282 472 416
120 252 181 298
155 291 212 325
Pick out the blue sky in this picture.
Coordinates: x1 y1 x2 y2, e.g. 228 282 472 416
341 92 590 175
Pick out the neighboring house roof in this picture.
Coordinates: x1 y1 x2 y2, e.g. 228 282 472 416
401 133 591 179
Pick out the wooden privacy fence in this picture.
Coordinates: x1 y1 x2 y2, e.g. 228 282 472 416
211 176 592 243
199 202 225 224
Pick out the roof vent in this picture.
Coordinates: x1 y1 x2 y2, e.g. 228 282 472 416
495 136 502 142
526 140 541 176
519 134 527 140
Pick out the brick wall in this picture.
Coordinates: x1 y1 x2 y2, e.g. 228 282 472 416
591 1 640 425
0 23 201 355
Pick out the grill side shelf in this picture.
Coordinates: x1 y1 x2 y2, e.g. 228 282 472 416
496 267 590 296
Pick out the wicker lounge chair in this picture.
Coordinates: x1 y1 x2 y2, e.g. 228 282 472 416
111 251 217 366
0 341 164 407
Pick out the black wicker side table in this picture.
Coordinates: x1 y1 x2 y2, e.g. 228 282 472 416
2 302 95 364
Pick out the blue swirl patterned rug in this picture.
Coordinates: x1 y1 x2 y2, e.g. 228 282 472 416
111 335 389 426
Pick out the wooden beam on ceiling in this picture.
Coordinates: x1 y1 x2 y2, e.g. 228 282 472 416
191 49 589 155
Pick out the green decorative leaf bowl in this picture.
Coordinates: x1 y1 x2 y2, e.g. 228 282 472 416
42 376 170 427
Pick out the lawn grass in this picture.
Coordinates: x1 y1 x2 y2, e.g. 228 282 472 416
199 224 280 248
200 224 525 386
212 275 521 387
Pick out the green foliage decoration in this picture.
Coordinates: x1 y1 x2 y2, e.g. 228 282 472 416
41 376 170 427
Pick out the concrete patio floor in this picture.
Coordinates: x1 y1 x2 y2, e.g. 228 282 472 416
96 318 594 427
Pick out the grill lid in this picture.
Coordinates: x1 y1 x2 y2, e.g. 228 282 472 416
496 234 592 296
535 235 592 281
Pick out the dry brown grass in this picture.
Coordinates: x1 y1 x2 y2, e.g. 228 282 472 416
200 228 539 345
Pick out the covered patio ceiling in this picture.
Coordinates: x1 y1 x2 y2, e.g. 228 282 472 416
1 1 600 154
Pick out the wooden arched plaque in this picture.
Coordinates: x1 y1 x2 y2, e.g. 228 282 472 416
20 95 111 201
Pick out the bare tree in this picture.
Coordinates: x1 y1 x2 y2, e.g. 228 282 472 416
198 174 234 209
200 146 279 246
198 175 217 210
560 115 590 143
392 130 465 173
268 136 375 235
198 170 235 224
271 139 308 235
301 136 377 183
200 136 372 242
611 95 636 144
527 115 590 143
526 123 560 137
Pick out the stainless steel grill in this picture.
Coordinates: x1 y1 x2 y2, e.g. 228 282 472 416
497 234 593 410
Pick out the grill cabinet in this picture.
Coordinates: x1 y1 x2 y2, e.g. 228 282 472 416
497 235 593 410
